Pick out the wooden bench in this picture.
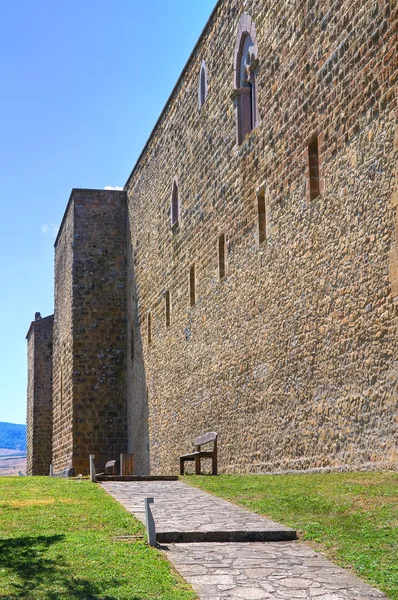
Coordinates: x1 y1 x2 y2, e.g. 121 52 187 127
179 432 218 475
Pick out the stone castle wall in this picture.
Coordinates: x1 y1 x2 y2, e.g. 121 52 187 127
125 0 397 474
26 314 54 476
53 194 76 474
52 189 128 475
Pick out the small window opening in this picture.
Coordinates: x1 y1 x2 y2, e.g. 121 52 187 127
171 181 179 226
189 265 196 306
258 192 266 244
218 234 226 279
165 291 171 328
308 137 320 200
200 68 206 106
147 311 152 344
198 60 208 110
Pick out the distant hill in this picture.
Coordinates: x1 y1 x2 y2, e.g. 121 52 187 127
0 422 26 451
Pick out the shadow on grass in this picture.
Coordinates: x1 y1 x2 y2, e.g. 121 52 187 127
0 536 140 600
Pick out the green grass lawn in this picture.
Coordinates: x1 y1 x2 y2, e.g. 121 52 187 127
0 477 196 600
186 471 398 599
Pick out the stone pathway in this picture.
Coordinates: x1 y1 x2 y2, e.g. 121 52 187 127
166 542 387 600
101 481 388 600
101 480 296 542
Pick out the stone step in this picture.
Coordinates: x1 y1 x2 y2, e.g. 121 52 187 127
96 475 178 482
157 529 296 543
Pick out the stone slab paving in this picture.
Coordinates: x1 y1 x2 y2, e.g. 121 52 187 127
165 541 388 600
101 480 296 542
102 481 388 600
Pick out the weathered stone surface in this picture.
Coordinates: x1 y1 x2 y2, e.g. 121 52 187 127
52 189 128 475
165 542 388 599
124 0 398 474
26 313 54 476
102 479 388 600
101 480 296 542
28 0 397 476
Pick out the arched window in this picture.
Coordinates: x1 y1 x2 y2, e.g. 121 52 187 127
171 180 179 227
198 60 208 110
233 14 259 144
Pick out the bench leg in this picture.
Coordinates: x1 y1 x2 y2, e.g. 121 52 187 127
194 454 201 475
212 454 217 476
212 442 218 475
180 458 185 476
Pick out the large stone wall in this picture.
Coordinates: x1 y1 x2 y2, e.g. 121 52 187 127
26 313 54 476
125 0 397 474
53 189 128 475
53 196 74 475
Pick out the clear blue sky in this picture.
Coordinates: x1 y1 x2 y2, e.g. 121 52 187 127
0 0 216 425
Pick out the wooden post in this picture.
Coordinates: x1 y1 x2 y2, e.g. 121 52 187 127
194 445 201 475
212 439 218 475
120 453 134 476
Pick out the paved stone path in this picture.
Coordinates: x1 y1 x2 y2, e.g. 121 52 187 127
166 542 387 600
101 481 388 600
101 480 296 542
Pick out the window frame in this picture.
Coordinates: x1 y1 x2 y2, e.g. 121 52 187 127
232 13 259 145
198 59 208 111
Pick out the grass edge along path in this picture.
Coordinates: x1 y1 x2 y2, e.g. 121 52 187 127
0 477 197 600
185 471 398 600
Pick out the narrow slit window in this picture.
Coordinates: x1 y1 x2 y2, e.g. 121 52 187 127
189 265 196 306
147 311 152 344
165 291 171 328
308 137 320 200
171 181 179 226
198 60 208 110
218 234 226 279
258 192 266 244
200 68 206 106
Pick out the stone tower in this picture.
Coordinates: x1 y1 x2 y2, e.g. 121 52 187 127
26 313 54 475
52 188 128 476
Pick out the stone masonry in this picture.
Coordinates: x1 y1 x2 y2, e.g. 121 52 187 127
125 0 397 474
52 189 128 475
28 0 397 476
26 313 54 476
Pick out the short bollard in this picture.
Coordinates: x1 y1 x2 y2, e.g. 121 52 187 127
145 497 156 546
49 464 53 477
89 454 96 483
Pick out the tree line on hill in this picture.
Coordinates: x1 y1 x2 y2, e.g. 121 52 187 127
0 422 26 451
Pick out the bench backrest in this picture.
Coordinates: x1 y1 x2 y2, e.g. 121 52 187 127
194 431 217 447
